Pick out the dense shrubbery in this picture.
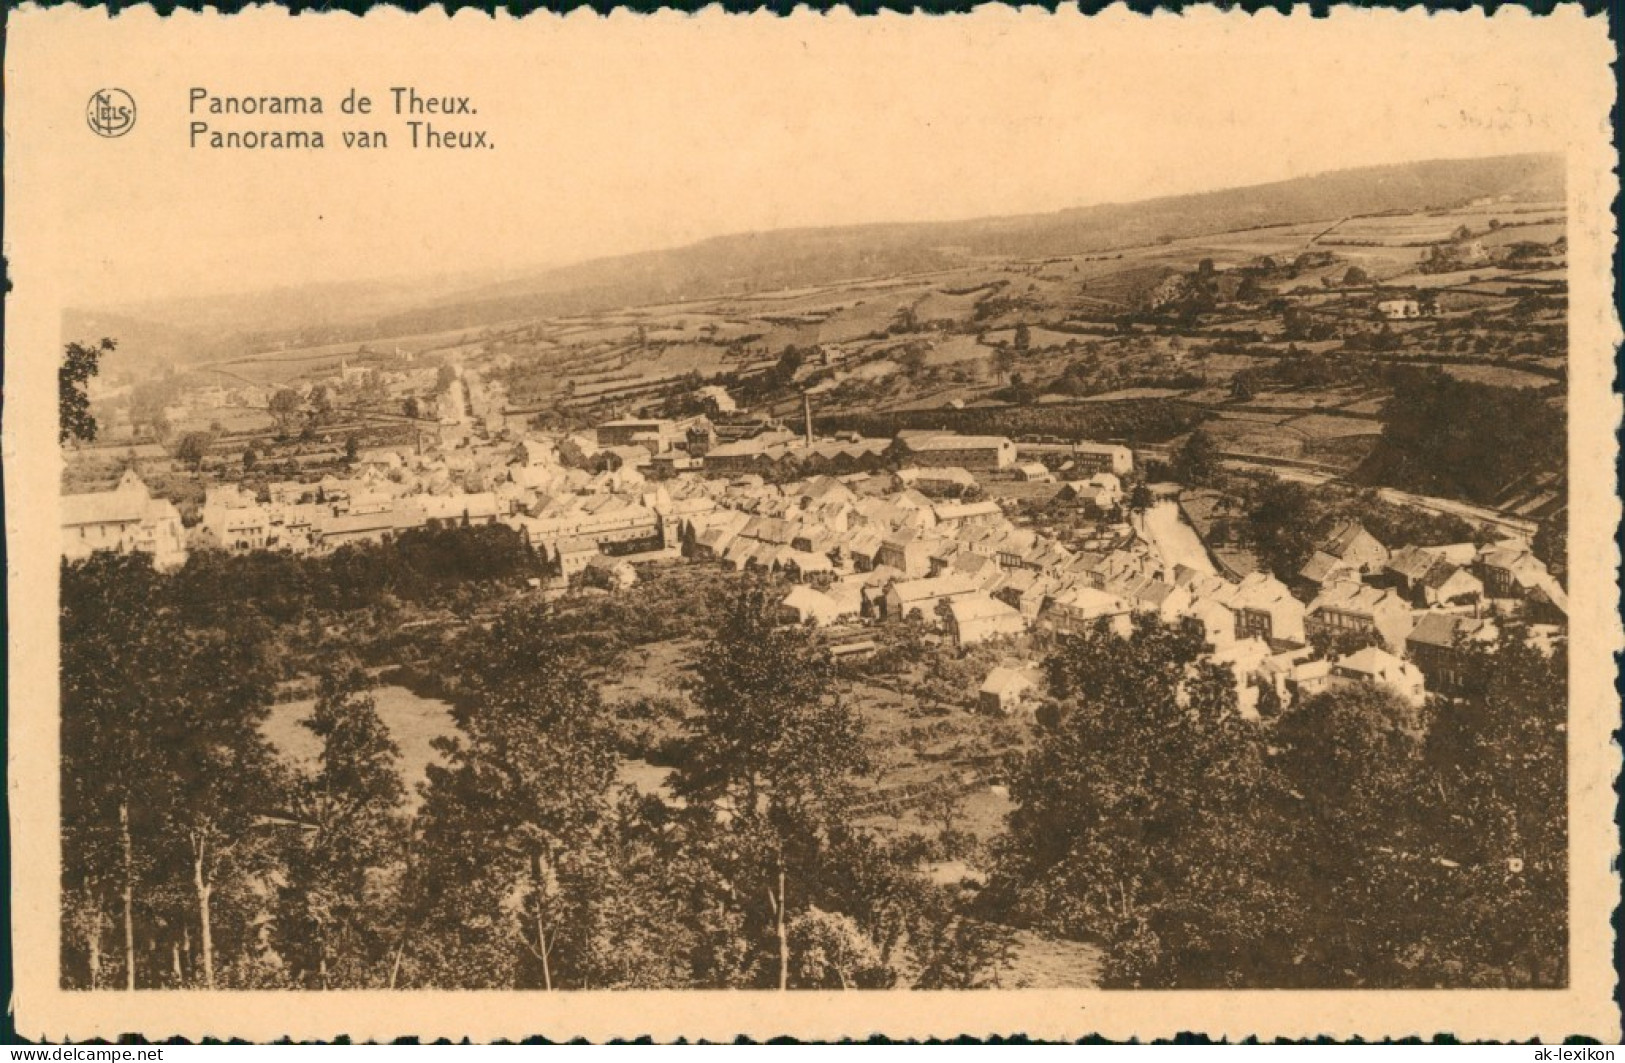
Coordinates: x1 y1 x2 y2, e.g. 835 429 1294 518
1229 474 1483 580
63 532 1566 992
1358 367 1565 504
824 399 1203 446
61 560 1009 991
984 614 1565 988
168 522 541 627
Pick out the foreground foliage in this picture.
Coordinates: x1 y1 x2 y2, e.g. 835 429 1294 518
986 615 1566 988
62 542 1565 990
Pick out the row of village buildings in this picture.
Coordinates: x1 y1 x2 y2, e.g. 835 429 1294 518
62 419 1565 719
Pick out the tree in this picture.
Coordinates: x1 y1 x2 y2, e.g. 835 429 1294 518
61 554 170 989
675 583 870 988
410 604 618 989
344 434 362 464
310 386 336 424
1531 513 1567 586
907 894 1018 989
1270 684 1435 982
268 389 304 435
987 603 1568 990
175 432 211 471
1245 479 1318 580
1170 429 1219 487
402 397 421 421
276 665 406 989
152 623 281 989
241 447 258 472
1306 623 1383 660
61 338 114 445
1013 323 1032 352
1364 368 1564 504
992 347 1018 385
764 347 805 393
63 551 282 990
920 787 965 840
1420 630 1568 986
1342 265 1370 287
990 615 1294 987
1127 482 1155 516
787 907 884 989
897 344 928 380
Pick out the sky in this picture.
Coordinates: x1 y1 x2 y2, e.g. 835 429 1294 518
9 6 1601 309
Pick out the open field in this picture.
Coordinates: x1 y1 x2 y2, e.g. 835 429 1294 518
982 326 1092 350
263 684 458 810
925 334 998 367
1436 364 1556 389
1282 413 1385 439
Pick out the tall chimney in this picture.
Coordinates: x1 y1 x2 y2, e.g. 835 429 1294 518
802 390 813 448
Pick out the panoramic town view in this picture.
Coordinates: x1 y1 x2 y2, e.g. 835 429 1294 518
59 152 1568 992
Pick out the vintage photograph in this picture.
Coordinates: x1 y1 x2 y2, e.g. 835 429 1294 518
8 4 1619 1043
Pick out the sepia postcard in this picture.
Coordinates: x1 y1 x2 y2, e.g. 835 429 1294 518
5 3 1621 1043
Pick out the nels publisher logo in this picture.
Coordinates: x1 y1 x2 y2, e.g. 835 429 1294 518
86 88 136 138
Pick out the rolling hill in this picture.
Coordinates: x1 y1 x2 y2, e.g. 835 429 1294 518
68 152 1561 377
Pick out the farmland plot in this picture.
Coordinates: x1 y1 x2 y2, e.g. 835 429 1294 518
926 334 998 366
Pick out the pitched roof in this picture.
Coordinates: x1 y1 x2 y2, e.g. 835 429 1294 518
1334 646 1416 682
948 593 1023 625
62 490 150 527
1230 573 1298 612
1308 581 1405 617
980 666 1036 697
1422 559 1479 591
845 530 885 558
1299 550 1355 585
1049 585 1129 616
1407 612 1496 649
933 500 1003 522
781 585 839 619
1386 545 1440 582
780 548 835 573
1323 520 1384 559
890 575 978 603
321 510 414 536
904 434 1012 452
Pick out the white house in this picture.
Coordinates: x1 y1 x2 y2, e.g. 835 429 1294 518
979 666 1038 715
1331 646 1427 708
947 593 1028 648
61 470 188 570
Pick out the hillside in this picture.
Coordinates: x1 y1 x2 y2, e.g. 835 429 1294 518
375 153 1560 336
69 152 1561 378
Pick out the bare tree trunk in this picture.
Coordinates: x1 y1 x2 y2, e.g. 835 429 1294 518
119 801 136 991
192 835 216 990
86 893 103 990
387 942 405 990
315 914 330 991
171 941 183 985
530 854 553 992
776 865 789 992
